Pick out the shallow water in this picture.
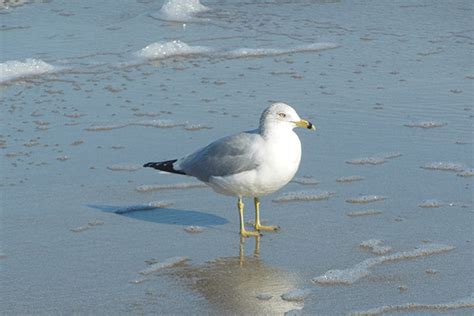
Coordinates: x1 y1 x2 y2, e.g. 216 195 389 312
1 0 473 315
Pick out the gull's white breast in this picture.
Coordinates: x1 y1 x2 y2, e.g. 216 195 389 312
208 131 302 197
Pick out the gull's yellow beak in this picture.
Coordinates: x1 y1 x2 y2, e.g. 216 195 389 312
295 119 316 130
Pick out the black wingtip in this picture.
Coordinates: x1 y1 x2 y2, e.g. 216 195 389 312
143 159 186 175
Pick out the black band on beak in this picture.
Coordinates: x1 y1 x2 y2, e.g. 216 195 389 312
307 122 314 130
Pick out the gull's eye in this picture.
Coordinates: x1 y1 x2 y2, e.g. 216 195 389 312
278 112 286 118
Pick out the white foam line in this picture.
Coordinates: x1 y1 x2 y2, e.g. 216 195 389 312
222 42 340 59
183 123 212 131
346 157 386 165
418 199 443 208
85 119 183 132
347 210 383 217
457 168 474 177
134 40 339 62
404 121 446 129
291 177 319 185
381 152 402 160
349 294 474 316
129 277 149 285
312 243 455 285
337 175 364 183
346 195 386 204
421 162 465 172
346 152 401 166
184 226 204 233
280 289 311 302
136 182 208 193
139 257 189 275
359 239 392 255
133 119 182 128
272 190 335 203
135 40 211 60
2 42 339 85
85 123 129 131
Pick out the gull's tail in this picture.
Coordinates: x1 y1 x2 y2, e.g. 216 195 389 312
143 159 186 175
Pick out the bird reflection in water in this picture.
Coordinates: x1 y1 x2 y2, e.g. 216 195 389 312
170 237 303 315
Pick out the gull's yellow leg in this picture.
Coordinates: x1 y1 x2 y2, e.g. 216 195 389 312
238 198 260 237
254 197 280 232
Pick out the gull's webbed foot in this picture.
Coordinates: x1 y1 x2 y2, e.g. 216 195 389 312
255 224 280 232
240 228 262 238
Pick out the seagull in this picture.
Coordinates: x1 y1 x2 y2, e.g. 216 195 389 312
144 102 316 237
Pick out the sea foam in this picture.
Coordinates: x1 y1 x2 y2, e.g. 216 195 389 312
273 190 335 203
139 257 189 275
421 162 465 172
135 40 211 60
336 175 364 183
184 226 204 233
0 58 59 83
312 243 455 285
346 195 386 204
404 121 446 129
136 182 208 192
224 43 339 59
457 168 474 177
150 0 210 22
347 209 383 217
85 123 129 132
349 294 474 316
85 119 182 131
280 289 311 302
346 152 402 166
134 41 338 62
418 199 443 208
291 177 319 185
359 239 392 255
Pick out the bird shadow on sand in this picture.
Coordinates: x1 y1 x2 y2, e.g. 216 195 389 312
87 204 229 227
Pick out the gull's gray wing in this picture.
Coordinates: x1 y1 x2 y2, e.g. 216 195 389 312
176 130 264 182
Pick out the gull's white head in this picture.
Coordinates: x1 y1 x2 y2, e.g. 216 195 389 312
259 102 316 132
